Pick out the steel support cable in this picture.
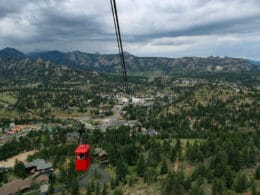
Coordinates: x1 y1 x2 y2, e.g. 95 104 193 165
110 0 129 94
110 0 127 92
110 0 124 83
112 0 128 92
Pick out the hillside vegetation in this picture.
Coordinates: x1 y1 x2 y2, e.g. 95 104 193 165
0 50 259 194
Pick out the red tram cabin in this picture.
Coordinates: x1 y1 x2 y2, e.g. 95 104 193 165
75 144 91 171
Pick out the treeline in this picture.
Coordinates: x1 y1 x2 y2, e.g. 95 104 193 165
84 126 259 194
1 122 259 194
124 87 258 134
0 121 77 161
10 88 116 115
0 136 33 160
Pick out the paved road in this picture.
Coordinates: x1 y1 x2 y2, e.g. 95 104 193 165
79 166 111 187
101 101 128 132
72 99 128 132
53 166 111 193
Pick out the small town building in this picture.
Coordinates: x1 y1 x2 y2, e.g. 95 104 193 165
35 174 49 185
0 178 31 194
25 159 52 174
11 125 22 132
9 123 15 128
94 148 108 161
6 125 23 134
94 148 109 169
66 131 80 143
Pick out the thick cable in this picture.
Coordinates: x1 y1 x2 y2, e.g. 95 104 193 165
110 0 129 94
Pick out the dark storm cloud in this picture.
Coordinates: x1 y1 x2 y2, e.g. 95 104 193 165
33 11 102 41
0 0 260 59
136 13 260 43
0 0 26 18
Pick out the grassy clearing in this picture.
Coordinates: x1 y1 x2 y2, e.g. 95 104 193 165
0 150 36 167
122 180 161 195
0 109 20 118
52 108 83 118
105 166 116 179
181 138 204 146
0 92 17 104
194 85 241 106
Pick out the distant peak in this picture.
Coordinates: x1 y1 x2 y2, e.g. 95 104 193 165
208 56 220 59
71 50 83 54
0 47 26 59
47 50 63 53
43 50 65 55
1 47 23 53
123 51 133 56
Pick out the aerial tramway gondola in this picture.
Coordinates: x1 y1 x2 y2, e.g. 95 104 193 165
75 0 128 171
75 124 91 171
75 144 91 171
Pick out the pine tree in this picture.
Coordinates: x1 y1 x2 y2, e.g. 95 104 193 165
110 178 115 189
47 182 54 195
214 151 228 177
255 165 260 180
116 158 128 182
190 181 204 195
183 176 191 190
13 159 26 178
161 172 175 195
128 175 134 187
59 166 66 183
115 175 120 186
175 137 182 159
71 177 79 195
251 182 257 195
0 171 4 183
90 179 95 192
160 159 168 175
95 182 100 195
136 154 146 177
224 166 233 188
162 140 171 155
113 188 123 195
170 146 176 162
248 146 256 165
86 183 92 195
212 178 225 195
234 172 248 193
206 169 214 183
101 184 107 195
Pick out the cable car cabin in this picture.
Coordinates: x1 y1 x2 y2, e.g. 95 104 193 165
75 144 91 171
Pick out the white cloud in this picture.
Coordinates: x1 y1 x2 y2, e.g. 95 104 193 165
217 35 239 42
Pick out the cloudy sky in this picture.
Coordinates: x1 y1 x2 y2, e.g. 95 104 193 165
0 0 260 59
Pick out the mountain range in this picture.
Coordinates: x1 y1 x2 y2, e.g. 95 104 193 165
0 47 259 74
249 60 260 66
0 48 103 89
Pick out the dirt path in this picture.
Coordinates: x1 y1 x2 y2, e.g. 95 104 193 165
0 150 36 167
174 158 179 172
